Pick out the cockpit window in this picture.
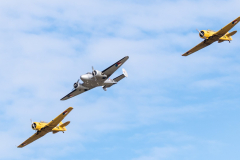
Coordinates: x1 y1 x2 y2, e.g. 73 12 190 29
207 29 216 32
40 121 48 123
86 72 91 74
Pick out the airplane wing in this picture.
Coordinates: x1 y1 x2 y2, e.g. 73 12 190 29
60 86 94 100
214 16 240 37
102 56 129 78
182 40 212 56
46 107 73 127
17 107 73 148
17 130 47 148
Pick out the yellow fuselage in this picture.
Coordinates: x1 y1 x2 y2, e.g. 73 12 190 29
199 30 232 41
32 122 66 132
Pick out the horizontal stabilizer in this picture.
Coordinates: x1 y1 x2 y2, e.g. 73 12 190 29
226 30 237 37
113 68 128 82
102 69 128 91
59 121 70 128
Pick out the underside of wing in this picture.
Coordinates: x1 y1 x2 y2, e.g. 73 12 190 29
46 107 73 128
182 40 212 56
17 131 47 148
214 16 240 37
102 56 129 78
60 87 93 100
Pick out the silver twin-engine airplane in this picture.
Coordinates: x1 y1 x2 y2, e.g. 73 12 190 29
61 56 129 100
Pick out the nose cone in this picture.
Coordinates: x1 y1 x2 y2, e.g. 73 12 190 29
80 74 88 81
200 31 204 37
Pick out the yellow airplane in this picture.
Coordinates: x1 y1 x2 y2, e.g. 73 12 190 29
17 107 73 148
182 16 240 56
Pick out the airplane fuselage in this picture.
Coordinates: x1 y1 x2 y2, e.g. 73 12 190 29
80 71 116 88
199 29 232 41
32 122 66 132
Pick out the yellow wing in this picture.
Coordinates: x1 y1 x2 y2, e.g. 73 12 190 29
182 40 212 56
214 16 240 37
17 130 47 148
46 107 73 128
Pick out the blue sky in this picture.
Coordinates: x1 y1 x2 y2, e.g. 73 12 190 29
0 0 240 159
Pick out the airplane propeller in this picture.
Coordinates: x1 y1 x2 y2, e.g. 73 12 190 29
73 79 79 91
196 29 207 39
92 66 97 81
31 119 36 130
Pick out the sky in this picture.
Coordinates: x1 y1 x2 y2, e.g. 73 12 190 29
0 0 240 159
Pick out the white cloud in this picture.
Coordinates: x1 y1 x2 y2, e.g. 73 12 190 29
0 0 240 159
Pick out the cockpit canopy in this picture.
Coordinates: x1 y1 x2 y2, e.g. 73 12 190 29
207 29 216 32
40 121 48 123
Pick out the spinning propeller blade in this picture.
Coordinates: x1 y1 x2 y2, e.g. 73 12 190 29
92 66 97 81
30 119 36 130
72 79 80 91
196 29 206 39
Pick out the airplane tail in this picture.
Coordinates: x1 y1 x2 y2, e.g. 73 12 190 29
59 121 70 128
52 121 70 134
226 30 237 42
226 30 237 37
102 69 128 91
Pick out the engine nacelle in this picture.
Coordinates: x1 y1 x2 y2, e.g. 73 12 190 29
93 70 107 79
73 82 89 90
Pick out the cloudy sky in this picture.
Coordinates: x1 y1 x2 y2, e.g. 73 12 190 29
0 0 240 159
